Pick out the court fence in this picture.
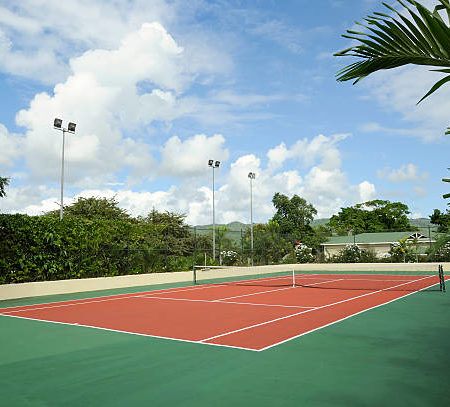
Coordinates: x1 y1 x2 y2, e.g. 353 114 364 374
1 225 449 284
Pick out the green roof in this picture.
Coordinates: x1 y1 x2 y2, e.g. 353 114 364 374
322 232 440 245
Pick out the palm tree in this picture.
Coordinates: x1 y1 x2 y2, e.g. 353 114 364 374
443 168 450 199
334 0 450 135
0 176 9 198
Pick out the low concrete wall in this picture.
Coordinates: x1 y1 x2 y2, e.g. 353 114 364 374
0 271 193 301
1 262 448 301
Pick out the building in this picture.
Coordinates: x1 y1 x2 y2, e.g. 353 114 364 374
320 231 438 259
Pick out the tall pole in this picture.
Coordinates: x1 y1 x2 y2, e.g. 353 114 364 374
212 165 215 261
60 129 66 220
250 175 253 266
208 160 220 261
248 172 255 266
54 118 76 221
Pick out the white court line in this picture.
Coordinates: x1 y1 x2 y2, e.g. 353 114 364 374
211 278 345 302
260 278 442 351
198 275 434 343
0 272 312 312
0 294 160 314
0 283 222 312
212 286 294 301
1 275 440 352
139 295 314 309
0 313 257 352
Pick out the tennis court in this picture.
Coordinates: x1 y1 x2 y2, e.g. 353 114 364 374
1 266 449 406
0 269 445 351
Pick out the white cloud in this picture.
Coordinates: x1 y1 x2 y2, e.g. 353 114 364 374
13 22 221 187
0 124 23 169
159 134 229 178
0 0 177 83
378 164 429 184
358 181 376 202
3 133 377 223
361 65 450 142
267 133 350 171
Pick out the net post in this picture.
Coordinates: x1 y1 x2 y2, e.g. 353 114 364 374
193 265 197 285
292 269 295 288
440 264 446 292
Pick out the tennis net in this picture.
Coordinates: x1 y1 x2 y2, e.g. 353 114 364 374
193 264 446 292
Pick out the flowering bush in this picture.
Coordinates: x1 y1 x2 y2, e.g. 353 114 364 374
294 242 314 263
338 243 361 263
220 250 238 266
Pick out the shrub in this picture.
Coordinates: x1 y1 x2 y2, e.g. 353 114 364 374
389 238 415 262
360 249 379 263
337 244 361 263
294 243 314 263
220 250 238 266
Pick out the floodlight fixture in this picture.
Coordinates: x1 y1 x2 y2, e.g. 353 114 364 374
208 159 214 166
248 172 255 179
54 118 62 129
215 161 220 168
67 122 76 133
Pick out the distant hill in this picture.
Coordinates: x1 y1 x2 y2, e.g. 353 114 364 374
194 221 249 232
310 218 330 227
409 218 432 228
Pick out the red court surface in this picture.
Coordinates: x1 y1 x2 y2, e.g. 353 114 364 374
0 273 443 351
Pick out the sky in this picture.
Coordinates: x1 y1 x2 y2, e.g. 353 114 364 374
0 0 449 225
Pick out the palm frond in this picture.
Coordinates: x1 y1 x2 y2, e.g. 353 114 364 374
334 0 450 101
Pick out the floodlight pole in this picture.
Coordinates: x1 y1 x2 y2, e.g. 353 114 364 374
209 160 220 261
248 172 256 266
54 119 76 220
60 128 66 220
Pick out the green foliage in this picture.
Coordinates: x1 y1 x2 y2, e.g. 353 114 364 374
336 244 362 263
220 250 238 266
430 209 450 232
359 249 379 263
327 200 415 234
427 233 450 261
294 243 314 263
271 193 318 244
242 222 292 265
46 196 131 221
443 169 450 199
389 237 415 263
334 0 450 134
0 176 9 198
0 208 201 284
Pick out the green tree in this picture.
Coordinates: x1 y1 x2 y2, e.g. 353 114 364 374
390 237 414 262
271 193 317 242
215 226 233 251
328 200 414 233
430 208 450 232
443 168 450 199
334 0 450 135
143 209 193 256
46 196 131 221
0 176 10 198
243 221 291 265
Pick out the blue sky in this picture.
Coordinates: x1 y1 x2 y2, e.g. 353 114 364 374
0 0 449 224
